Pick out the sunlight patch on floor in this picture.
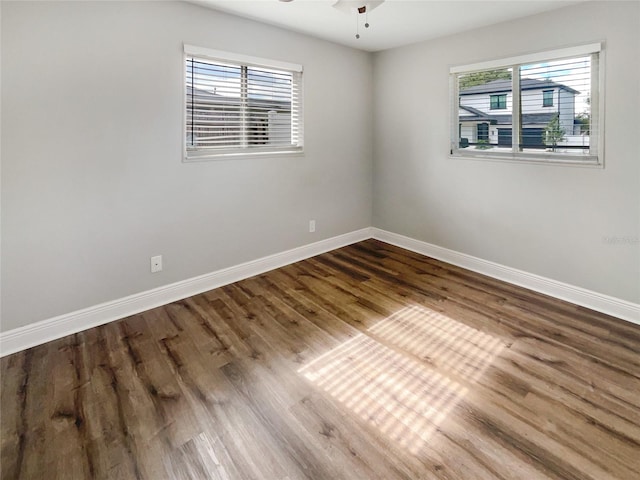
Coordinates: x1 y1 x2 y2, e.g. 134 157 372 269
298 306 505 454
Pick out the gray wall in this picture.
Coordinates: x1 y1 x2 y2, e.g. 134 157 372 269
1 1 373 330
372 1 639 304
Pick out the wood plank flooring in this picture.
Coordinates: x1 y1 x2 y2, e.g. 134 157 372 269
2 239 639 479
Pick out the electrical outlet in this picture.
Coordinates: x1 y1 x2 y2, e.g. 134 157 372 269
309 220 316 233
151 255 163 273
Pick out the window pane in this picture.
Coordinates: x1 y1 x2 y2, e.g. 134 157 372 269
185 53 302 157
451 45 599 164
186 58 242 149
247 67 293 146
458 68 512 151
519 56 591 155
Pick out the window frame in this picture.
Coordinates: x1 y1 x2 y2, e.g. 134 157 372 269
183 44 304 162
450 43 604 167
477 123 489 142
542 89 554 107
489 94 507 110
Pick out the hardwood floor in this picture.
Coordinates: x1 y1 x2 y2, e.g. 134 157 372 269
2 239 639 479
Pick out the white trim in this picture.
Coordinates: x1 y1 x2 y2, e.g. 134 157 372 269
371 228 640 326
449 43 601 74
183 44 303 73
3 226 638 357
0 228 372 357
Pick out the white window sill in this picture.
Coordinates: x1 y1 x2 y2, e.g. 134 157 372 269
449 150 603 168
184 148 304 163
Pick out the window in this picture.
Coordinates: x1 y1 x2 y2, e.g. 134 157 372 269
451 43 602 165
477 123 489 141
184 44 303 160
490 94 507 110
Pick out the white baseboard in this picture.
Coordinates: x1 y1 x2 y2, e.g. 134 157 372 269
371 228 640 326
0 228 372 357
2 226 637 357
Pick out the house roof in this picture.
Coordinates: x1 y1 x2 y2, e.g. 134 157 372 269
459 105 489 119
460 77 579 95
459 111 558 126
186 85 290 109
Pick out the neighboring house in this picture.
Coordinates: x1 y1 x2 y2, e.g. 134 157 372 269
459 78 582 148
186 86 292 149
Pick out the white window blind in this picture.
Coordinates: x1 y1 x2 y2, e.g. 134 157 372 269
184 45 303 160
451 44 602 165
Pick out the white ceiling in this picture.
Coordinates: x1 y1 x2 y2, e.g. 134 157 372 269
189 0 583 52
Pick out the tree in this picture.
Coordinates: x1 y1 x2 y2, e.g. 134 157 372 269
544 114 566 151
575 96 591 134
575 112 590 134
459 69 512 89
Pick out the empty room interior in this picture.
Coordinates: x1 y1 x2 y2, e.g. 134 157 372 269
1 0 639 479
